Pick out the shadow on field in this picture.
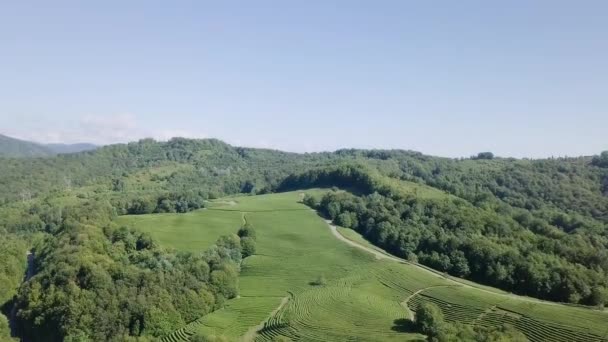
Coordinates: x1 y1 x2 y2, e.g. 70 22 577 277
391 318 416 333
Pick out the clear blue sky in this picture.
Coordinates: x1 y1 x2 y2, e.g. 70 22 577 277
1 1 606 157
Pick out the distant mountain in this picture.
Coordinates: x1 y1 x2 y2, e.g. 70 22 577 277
45 143 97 154
0 134 54 157
0 134 97 158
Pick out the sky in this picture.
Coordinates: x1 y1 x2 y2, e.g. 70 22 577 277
0 1 606 158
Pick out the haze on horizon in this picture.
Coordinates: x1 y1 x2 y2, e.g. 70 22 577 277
1 1 606 158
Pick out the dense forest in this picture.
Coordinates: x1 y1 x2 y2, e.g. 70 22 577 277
11 199 251 341
292 163 608 305
0 138 607 341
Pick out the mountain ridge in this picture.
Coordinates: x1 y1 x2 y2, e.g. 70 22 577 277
0 134 97 157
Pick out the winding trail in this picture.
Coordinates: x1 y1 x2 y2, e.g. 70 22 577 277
241 295 290 342
326 220 404 263
324 220 608 310
400 285 457 320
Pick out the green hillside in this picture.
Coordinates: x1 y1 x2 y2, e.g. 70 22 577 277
119 191 608 342
1 138 608 341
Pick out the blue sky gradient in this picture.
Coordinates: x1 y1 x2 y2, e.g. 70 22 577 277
0 1 606 157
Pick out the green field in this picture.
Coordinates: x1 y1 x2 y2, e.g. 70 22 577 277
117 191 608 342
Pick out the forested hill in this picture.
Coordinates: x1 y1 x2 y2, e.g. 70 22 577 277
1 138 606 211
0 134 54 158
0 134 97 158
45 142 97 154
1 138 607 234
1 138 608 340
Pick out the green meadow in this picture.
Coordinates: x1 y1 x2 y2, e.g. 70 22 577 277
117 190 608 342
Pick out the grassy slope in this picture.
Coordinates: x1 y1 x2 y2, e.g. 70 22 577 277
337 227 608 338
117 210 243 253
118 190 608 342
194 191 422 341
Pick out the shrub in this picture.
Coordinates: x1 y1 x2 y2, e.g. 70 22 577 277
237 223 256 240
241 237 256 258
310 275 327 286
302 194 317 208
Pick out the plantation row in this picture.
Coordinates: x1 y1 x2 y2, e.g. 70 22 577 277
407 292 608 342
150 193 608 341
254 261 608 342
256 278 412 341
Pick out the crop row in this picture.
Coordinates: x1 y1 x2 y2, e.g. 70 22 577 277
407 292 608 342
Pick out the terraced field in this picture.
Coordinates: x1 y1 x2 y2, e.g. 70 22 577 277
118 190 608 342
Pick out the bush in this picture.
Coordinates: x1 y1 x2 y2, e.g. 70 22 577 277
336 212 353 228
0 314 11 341
237 223 256 240
310 275 327 286
241 237 256 258
473 152 494 160
415 302 445 338
302 194 317 208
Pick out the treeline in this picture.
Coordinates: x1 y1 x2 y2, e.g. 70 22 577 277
0 138 337 205
11 200 253 341
311 190 608 305
592 151 608 168
111 191 206 215
339 149 608 224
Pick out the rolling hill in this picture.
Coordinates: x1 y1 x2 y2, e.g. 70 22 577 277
118 191 608 342
45 142 97 154
0 134 54 157
1 138 607 341
0 134 96 158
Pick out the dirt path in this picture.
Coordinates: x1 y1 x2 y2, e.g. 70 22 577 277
325 221 606 310
207 200 237 207
326 220 403 262
241 296 290 342
400 285 457 320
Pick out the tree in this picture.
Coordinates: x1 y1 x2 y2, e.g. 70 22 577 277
483 325 528 342
237 223 256 240
326 202 341 220
590 286 608 309
474 152 494 160
0 314 11 341
241 237 256 258
592 151 608 168
302 194 317 208
215 234 242 253
450 251 470 277
415 302 445 339
336 212 353 228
